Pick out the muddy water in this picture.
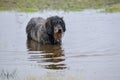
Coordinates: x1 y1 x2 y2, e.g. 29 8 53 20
0 10 120 80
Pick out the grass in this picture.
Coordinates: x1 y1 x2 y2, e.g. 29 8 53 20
23 72 81 80
105 3 120 12
0 0 120 12
0 69 16 79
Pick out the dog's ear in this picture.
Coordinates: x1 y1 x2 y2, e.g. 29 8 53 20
45 19 52 35
61 17 63 19
61 17 66 32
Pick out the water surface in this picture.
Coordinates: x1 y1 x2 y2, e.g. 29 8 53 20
0 10 120 80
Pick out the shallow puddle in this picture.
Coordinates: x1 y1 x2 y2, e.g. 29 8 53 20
0 10 120 80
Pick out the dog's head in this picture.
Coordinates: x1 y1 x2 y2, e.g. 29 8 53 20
45 16 66 44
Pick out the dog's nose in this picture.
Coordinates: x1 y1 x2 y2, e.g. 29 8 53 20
58 29 62 33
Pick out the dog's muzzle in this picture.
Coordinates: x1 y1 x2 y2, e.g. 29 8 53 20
54 25 64 41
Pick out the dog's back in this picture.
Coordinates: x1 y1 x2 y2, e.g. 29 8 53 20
26 17 45 34
26 17 46 43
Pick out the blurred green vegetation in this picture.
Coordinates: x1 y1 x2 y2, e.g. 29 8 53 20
0 0 120 12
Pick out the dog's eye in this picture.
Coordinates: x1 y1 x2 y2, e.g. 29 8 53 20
58 20 62 24
56 21 59 24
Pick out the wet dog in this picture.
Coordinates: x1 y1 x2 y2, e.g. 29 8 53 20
26 16 66 44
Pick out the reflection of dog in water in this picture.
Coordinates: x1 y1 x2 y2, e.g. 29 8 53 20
26 16 66 44
27 39 66 69
27 39 64 54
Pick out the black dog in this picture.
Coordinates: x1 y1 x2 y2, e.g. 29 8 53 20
26 16 66 44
